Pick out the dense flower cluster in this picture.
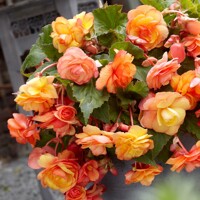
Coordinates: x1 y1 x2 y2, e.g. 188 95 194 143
7 1 200 199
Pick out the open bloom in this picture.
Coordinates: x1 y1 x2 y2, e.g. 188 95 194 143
96 50 136 93
171 70 199 109
139 92 191 135
113 125 153 160
126 5 168 50
75 125 114 156
7 113 39 146
51 12 94 53
125 163 163 186
57 47 98 85
146 52 180 90
78 160 100 186
166 141 200 172
33 105 77 137
15 76 58 113
183 35 200 58
37 153 80 193
65 185 87 200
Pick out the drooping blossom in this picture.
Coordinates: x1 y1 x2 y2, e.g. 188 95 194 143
86 184 105 200
183 35 200 58
33 105 78 137
15 76 58 113
166 141 200 172
28 147 47 169
37 152 80 193
51 12 94 53
78 160 100 186
178 15 200 36
75 125 114 156
112 125 154 160
7 113 39 146
57 47 98 85
125 163 163 186
96 50 136 93
171 70 199 108
146 52 180 90
139 92 191 135
126 5 168 51
164 35 186 63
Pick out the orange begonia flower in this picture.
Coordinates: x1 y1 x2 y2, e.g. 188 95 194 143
33 105 78 137
139 92 191 135
112 125 154 160
166 141 200 172
37 153 80 193
7 113 39 146
65 185 87 200
146 52 180 90
75 125 114 156
126 5 168 51
96 50 136 93
78 160 100 186
15 76 58 113
171 70 200 109
125 163 163 186
51 12 94 53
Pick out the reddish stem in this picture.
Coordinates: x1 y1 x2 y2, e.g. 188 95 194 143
129 106 134 126
176 136 189 154
38 62 57 76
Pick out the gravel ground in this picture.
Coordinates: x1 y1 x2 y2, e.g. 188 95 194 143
0 157 63 200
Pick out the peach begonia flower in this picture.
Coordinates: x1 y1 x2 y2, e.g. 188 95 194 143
125 163 163 186
78 160 100 186
96 50 136 93
33 105 78 137
37 153 80 193
15 76 58 113
178 15 200 36
51 12 94 53
75 125 114 156
57 47 98 85
166 141 200 172
171 70 199 109
126 5 168 51
139 92 191 135
146 52 180 90
183 35 200 58
7 113 39 146
112 125 154 160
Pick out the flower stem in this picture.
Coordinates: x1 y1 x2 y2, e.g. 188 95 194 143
38 62 57 76
175 136 189 154
129 106 134 126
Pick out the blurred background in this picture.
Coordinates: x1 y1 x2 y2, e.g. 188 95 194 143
0 0 200 200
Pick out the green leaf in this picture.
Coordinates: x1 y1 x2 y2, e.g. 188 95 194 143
92 102 110 123
135 66 150 82
97 32 125 48
72 81 110 123
140 0 174 11
180 0 200 19
38 25 62 61
149 130 171 158
108 95 121 122
21 42 46 77
93 5 127 36
109 41 144 60
36 129 56 147
181 111 200 139
135 151 156 166
116 81 149 108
